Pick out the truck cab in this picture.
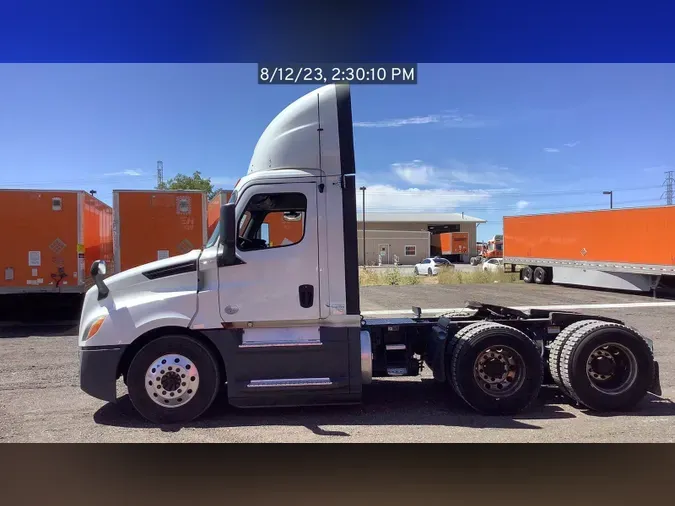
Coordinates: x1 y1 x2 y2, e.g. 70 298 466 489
79 84 367 423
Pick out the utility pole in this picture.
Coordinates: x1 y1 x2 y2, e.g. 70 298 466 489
157 160 164 187
603 190 613 209
662 171 674 205
359 186 366 266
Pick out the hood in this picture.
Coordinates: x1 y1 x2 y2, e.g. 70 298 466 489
103 249 202 292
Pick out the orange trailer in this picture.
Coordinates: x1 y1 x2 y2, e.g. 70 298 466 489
439 232 469 255
208 189 303 247
207 190 233 237
113 190 208 272
503 205 675 290
0 189 113 294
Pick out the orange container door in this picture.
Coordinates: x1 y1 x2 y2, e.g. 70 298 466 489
453 233 469 254
116 192 207 271
0 191 79 290
439 233 451 254
83 194 114 283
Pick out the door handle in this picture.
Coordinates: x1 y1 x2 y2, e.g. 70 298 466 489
298 284 314 308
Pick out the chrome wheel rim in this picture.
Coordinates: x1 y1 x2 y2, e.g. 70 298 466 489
145 354 200 408
585 342 638 395
473 345 526 397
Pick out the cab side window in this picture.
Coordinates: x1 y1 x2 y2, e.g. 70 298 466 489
237 192 307 252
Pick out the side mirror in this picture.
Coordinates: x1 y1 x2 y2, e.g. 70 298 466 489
219 202 237 265
90 260 109 300
90 260 107 277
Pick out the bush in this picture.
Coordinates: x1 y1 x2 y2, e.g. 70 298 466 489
437 268 519 285
359 266 420 286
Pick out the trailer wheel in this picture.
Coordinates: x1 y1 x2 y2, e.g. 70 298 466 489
127 334 221 424
559 321 654 411
533 267 548 284
547 320 598 397
522 266 534 283
449 322 543 415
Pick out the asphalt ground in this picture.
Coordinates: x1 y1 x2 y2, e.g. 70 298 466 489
1 283 674 442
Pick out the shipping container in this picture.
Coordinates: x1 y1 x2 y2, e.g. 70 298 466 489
503 205 675 292
207 190 233 237
0 189 113 294
439 232 469 255
431 231 470 263
113 190 208 272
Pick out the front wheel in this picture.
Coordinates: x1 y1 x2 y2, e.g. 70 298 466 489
127 334 221 424
414 267 419 275
428 268 433 276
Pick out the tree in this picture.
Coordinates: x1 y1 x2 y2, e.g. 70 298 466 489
157 170 220 200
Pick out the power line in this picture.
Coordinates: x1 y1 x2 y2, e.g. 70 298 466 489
662 170 674 205
361 184 662 199
358 198 664 214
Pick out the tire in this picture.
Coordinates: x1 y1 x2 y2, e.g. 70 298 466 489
547 320 599 397
449 322 544 415
428 268 433 276
522 266 534 283
414 267 419 275
533 267 547 284
559 321 654 411
127 334 221 424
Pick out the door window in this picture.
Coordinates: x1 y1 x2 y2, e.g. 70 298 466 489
237 192 307 251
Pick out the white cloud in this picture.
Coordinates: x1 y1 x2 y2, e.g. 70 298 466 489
104 169 143 177
391 161 436 185
564 141 580 147
355 184 494 212
354 111 492 129
643 164 673 173
389 160 521 189
543 148 560 153
354 115 440 128
516 200 529 209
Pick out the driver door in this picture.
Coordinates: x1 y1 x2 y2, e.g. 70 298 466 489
218 182 321 324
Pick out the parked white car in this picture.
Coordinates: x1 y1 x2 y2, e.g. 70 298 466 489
413 257 454 276
482 258 504 272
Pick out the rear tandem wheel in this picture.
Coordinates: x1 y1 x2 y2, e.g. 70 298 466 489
557 321 654 411
447 322 544 415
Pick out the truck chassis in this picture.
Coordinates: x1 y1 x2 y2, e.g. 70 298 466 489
362 301 661 416
104 300 662 423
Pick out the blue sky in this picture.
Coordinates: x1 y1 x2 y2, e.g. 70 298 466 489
1 63 674 241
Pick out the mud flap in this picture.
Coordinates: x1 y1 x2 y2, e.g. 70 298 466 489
648 361 662 396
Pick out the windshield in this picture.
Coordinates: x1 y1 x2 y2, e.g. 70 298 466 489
204 189 238 249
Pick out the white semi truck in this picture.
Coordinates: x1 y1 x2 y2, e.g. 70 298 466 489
79 84 661 424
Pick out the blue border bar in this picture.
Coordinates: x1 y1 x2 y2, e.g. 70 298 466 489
2 1 675 62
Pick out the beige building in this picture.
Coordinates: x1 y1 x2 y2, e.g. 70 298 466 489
356 212 487 266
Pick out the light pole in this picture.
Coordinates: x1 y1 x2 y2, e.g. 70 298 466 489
359 186 366 266
603 190 613 209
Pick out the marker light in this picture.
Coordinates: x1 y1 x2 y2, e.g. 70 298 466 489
85 316 106 340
